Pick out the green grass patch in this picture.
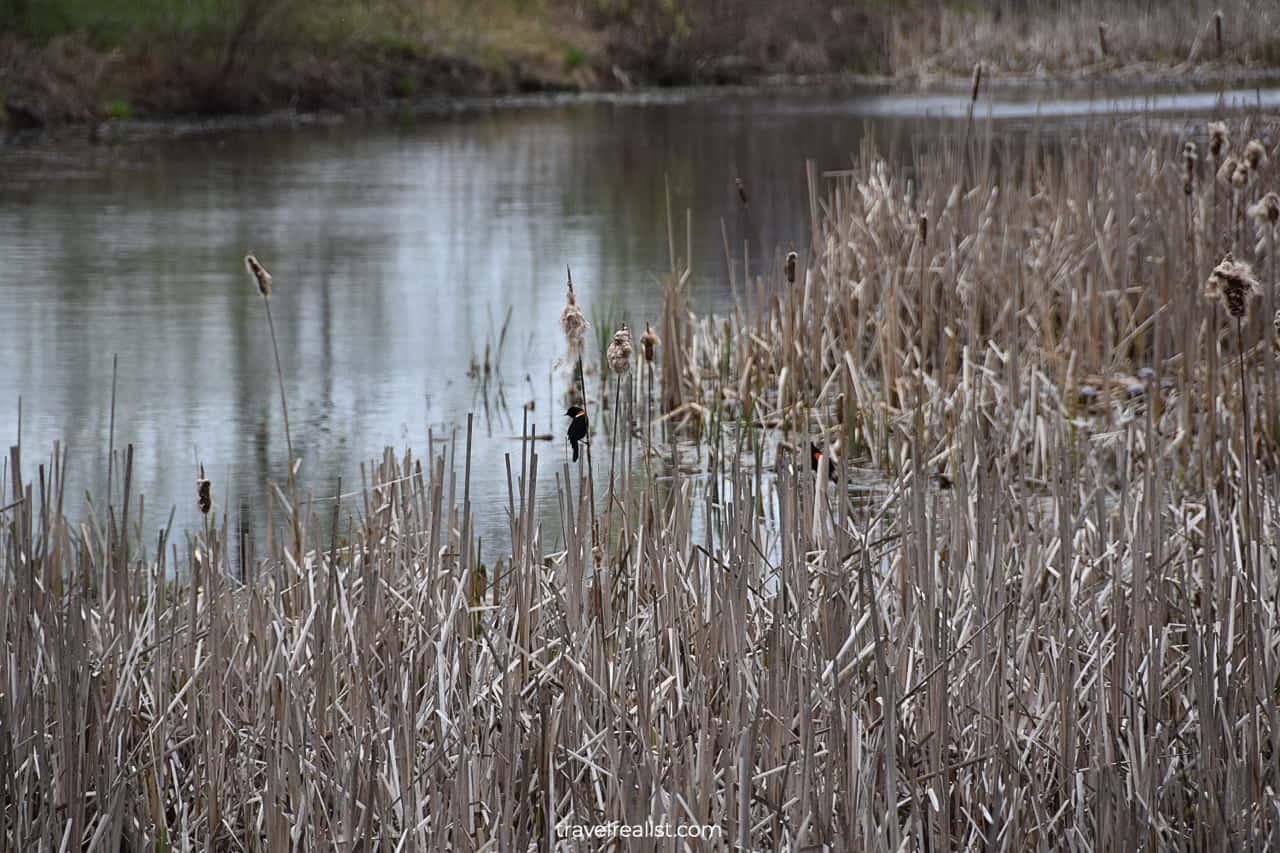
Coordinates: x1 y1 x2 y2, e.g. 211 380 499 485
562 44 587 70
104 97 133 119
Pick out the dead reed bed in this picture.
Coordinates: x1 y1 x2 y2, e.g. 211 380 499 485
890 0 1280 79
5 117 1280 850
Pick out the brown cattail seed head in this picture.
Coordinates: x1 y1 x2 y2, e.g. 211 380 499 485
1183 141 1198 195
919 213 928 245
640 322 660 363
559 269 589 355
970 63 982 102
1208 121 1228 159
197 475 212 515
245 254 271 297
1245 139 1267 172
1249 191 1280 228
607 323 633 375
784 251 798 284
1206 253 1261 319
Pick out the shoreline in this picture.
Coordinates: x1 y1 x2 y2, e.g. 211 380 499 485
6 0 1280 137
7 66 1280 150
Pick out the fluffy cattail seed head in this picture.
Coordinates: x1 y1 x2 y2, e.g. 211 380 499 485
1249 191 1280 228
1216 155 1239 185
1232 161 1250 188
607 323 633 375
245 254 272 297
1274 308 1280 341
1245 139 1267 172
784 251 798 284
1205 253 1261 319
1208 121 1229 159
559 268 589 355
640 322 660 363
197 472 212 515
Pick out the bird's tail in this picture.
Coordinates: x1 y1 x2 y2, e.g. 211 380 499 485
572 442 580 462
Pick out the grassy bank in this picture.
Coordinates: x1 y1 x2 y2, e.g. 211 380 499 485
5 0 1280 130
5 114 1280 846
0 0 605 126
0 0 885 127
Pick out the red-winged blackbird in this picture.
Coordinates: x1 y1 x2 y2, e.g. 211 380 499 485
811 443 838 482
565 405 589 461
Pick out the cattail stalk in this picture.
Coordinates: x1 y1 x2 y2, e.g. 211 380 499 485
604 324 633 551
641 322 660 466
1182 141 1198 474
563 267 599 549
245 253 301 560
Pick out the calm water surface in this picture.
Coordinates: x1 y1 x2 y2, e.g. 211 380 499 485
1 82 1275 547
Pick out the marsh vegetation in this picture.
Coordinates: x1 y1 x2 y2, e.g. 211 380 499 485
5 113 1280 848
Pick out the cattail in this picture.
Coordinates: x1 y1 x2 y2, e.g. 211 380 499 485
736 177 748 205
1232 161 1250 188
1244 139 1267 172
1205 253 1261 318
197 471 212 515
640 322 660 363
1216 155 1240 186
1183 141 1198 195
919 213 928 245
1273 308 1280 341
560 267 589 355
245 253 272 297
1208 121 1229 159
1249 191 1280 227
784 251 798 284
969 63 982 104
607 323 633 375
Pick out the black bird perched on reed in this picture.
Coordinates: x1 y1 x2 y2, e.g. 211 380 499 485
565 405 589 461
811 443 838 482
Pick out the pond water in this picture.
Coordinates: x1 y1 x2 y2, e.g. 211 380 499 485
1 80 1275 552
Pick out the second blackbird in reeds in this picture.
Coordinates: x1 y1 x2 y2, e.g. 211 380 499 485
811 443 839 482
565 405 588 461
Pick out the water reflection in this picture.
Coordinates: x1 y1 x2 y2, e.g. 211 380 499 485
0 83 1265 550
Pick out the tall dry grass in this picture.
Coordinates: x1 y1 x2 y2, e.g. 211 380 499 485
891 0 1280 78
5 116 1280 849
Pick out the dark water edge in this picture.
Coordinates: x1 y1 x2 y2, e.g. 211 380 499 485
7 68 1280 148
